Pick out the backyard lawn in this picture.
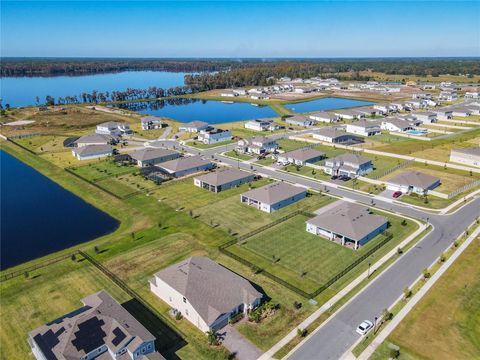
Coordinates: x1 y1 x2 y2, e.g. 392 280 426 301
70 160 136 182
15 135 71 153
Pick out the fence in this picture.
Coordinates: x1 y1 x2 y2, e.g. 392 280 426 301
447 178 480 199
64 167 123 199
219 212 394 299
371 159 415 180
7 138 37 155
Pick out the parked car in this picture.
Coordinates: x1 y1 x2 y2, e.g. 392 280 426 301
331 175 338 180
356 320 373 335
392 191 402 198
339 175 351 181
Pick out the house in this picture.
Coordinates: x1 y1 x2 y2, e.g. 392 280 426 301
72 144 113 160
449 147 480 168
141 116 163 130
465 92 480 99
313 127 361 144
400 114 422 126
306 201 388 249
406 99 427 109
386 171 440 195
277 147 326 166
237 136 278 154
251 94 270 100
28 290 164 360
233 89 247 96
381 118 416 133
73 133 114 147
244 118 281 131
334 109 364 120
240 182 307 213
346 120 381 137
96 122 131 136
285 115 313 127
194 168 255 192
372 103 391 115
390 101 409 111
439 91 458 102
450 106 472 117
354 107 378 117
197 127 232 145
432 108 453 120
158 156 213 178
150 257 262 332
130 148 180 167
413 93 432 100
411 111 437 123
220 90 237 97
179 121 209 133
323 153 373 177
309 112 339 123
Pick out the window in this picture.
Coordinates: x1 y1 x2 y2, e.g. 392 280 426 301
183 297 187 303
185 309 189 316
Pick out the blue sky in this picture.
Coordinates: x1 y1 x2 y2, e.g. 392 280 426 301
1 1 479 57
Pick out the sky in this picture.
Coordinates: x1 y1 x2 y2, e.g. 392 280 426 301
1 1 479 58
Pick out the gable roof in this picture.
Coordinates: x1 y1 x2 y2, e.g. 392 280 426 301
194 168 254 187
129 148 179 162
347 120 381 129
153 257 262 326
241 182 306 205
74 133 113 145
387 171 440 189
382 118 415 130
159 156 211 173
328 153 372 166
310 112 338 119
307 201 388 241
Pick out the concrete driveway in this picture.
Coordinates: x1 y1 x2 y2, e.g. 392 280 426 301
217 324 262 360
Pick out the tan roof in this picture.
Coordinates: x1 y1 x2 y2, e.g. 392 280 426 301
130 148 179 162
387 171 440 189
307 201 388 241
194 168 254 187
153 257 262 326
159 156 211 173
241 182 306 205
279 148 325 162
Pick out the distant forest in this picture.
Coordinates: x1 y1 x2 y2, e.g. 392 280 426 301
1 58 479 80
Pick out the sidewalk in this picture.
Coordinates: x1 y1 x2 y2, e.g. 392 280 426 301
357 225 480 360
257 216 427 360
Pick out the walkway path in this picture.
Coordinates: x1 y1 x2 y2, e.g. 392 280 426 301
219 324 263 360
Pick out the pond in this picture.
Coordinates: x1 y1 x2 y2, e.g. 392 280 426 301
113 98 277 124
0 71 189 108
285 97 374 113
0 150 119 270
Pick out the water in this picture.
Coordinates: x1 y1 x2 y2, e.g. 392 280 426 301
285 97 374 113
0 71 188 108
113 99 277 124
406 129 428 135
0 150 119 270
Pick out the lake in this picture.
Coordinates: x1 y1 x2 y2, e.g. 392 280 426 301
0 150 119 270
0 71 188 108
113 99 277 124
285 97 374 113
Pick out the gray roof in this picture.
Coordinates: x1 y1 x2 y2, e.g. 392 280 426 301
181 121 209 129
141 116 162 123
241 182 306 205
412 111 436 117
382 118 415 130
194 168 254 187
73 144 112 156
74 133 113 145
451 147 480 158
387 171 440 189
307 201 388 241
310 112 337 119
348 120 381 129
28 291 163 360
279 148 325 162
159 156 211 173
315 127 350 139
129 148 179 162
153 257 262 326
328 153 372 166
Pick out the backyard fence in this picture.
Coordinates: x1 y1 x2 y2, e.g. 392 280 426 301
447 179 480 199
371 159 415 180
65 167 123 200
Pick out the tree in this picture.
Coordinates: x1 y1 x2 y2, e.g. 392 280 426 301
439 252 446 263
206 331 217 345
382 308 393 321
94 246 100 254
403 286 412 299
71 254 77 261
423 268 431 280
297 328 308 337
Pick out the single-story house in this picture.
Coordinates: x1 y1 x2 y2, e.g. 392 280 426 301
233 89 247 96
309 112 339 123
449 147 480 168
244 118 281 131
354 107 378 117
372 104 391 114
158 156 213 178
277 147 326 166
313 127 361 144
150 257 262 332
96 121 131 136
72 144 113 160
73 133 114 147
285 115 313 127
28 290 164 360
406 99 427 109
432 108 454 120
465 92 480 99
334 109 364 120
411 112 437 123
450 106 472 117
306 201 388 249
251 94 270 100
381 118 416 133
237 136 278 154
179 121 209 133
386 171 441 195
197 127 232 144
439 91 458 101
141 116 163 130
194 168 255 192
400 115 422 126
323 153 373 177
346 120 381 137
220 90 238 97
240 182 307 213
130 148 180 167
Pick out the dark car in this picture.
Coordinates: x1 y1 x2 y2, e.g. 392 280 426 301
339 175 351 181
392 191 402 198
331 175 338 180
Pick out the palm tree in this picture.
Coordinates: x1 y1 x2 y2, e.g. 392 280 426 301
206 331 216 345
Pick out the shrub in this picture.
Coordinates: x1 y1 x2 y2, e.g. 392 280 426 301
297 328 308 337
423 268 431 279
401 219 407 226
382 308 393 321
175 312 183 321
439 252 446 263
397 247 403 255
248 311 261 323
403 286 412 299
293 301 302 310
390 349 400 358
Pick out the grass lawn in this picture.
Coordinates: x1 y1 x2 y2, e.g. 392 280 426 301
188 139 236 149
96 173 159 198
223 150 255 161
373 236 480 360
70 160 136 182
15 135 70 153
277 138 310 152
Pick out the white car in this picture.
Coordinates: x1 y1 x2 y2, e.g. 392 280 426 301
356 320 373 335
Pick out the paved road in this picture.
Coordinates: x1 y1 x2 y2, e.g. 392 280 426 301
148 135 480 360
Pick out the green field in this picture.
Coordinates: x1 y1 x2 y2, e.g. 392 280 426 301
71 160 136 182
